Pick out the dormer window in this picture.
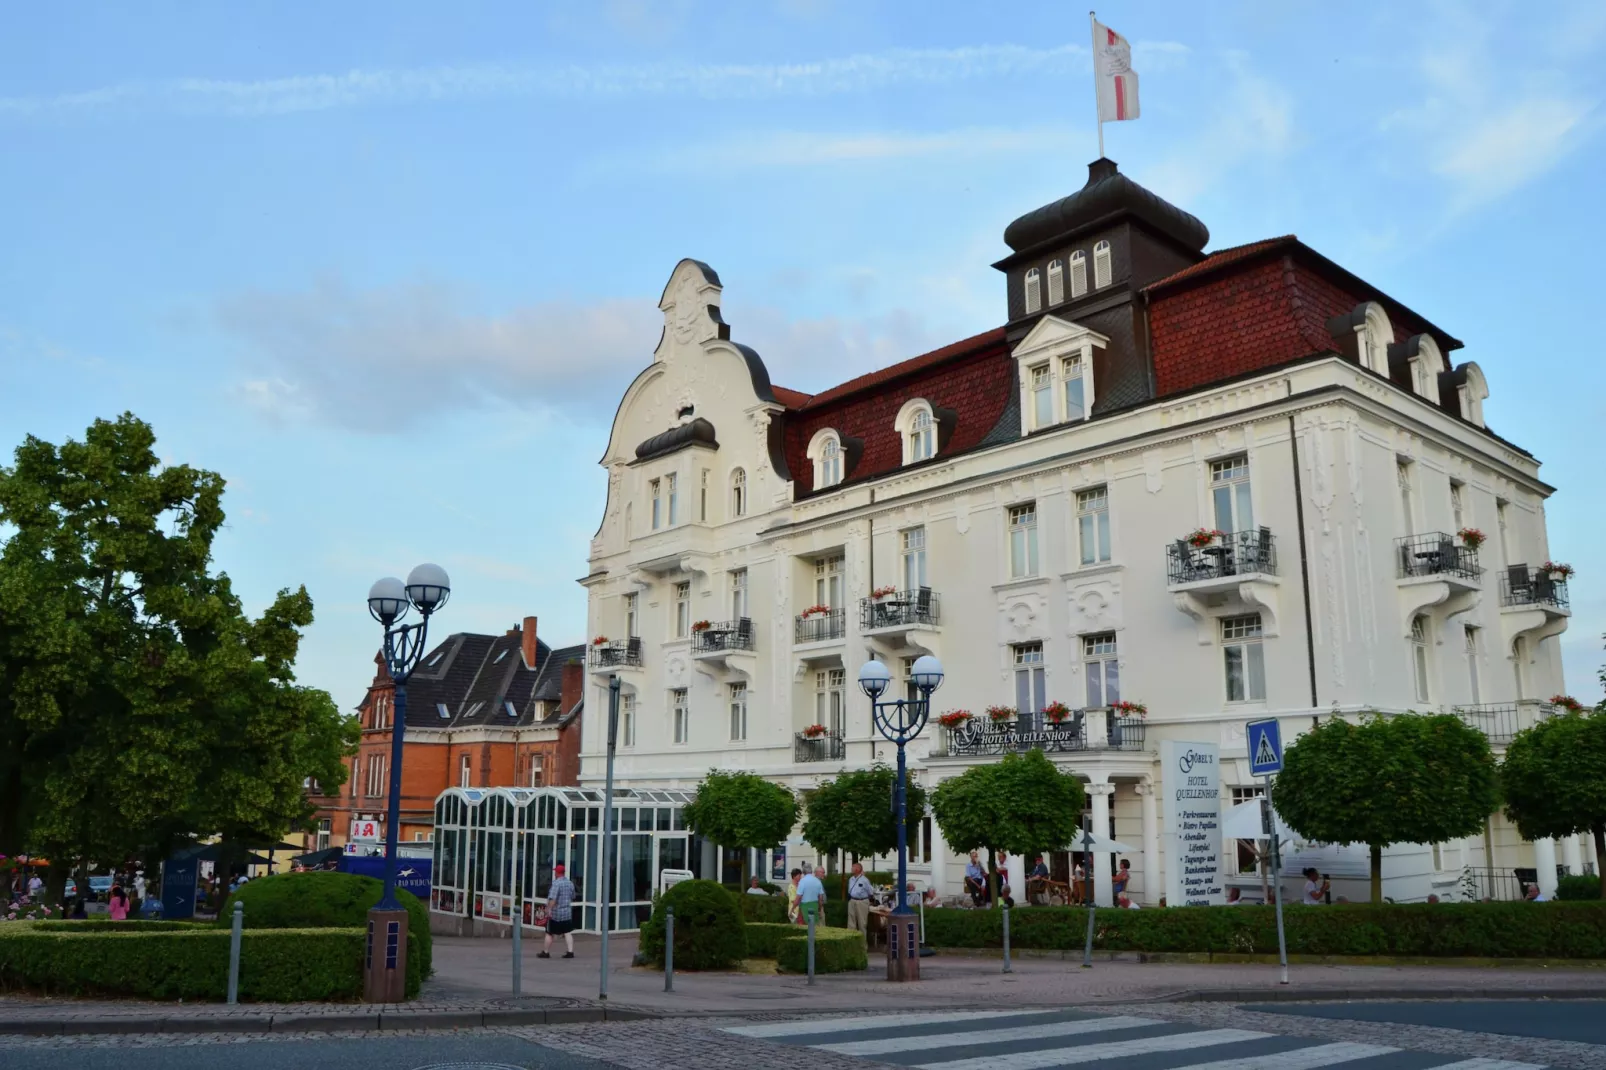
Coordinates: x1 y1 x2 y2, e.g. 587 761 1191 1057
1063 354 1085 421
1404 334 1446 403
1011 318 1107 436
1047 259 1064 305
1031 365 1052 427
809 429 844 489
1457 362 1489 428
1069 251 1087 298
1093 240 1112 288
1024 268 1042 314
896 399 938 465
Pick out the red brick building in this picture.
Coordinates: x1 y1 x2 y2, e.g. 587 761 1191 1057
306 616 583 854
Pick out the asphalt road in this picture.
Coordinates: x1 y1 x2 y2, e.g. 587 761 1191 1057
1245 999 1606 1045
0 1033 616 1070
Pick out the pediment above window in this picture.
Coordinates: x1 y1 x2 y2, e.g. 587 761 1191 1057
1011 314 1110 362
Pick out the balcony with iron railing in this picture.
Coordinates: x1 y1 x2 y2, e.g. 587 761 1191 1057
794 607 846 644
860 587 940 633
794 729 847 763
1167 528 1277 588
1499 565 1570 612
1396 532 1482 583
692 618 755 654
588 636 642 670
929 707 1146 758
1453 699 1559 746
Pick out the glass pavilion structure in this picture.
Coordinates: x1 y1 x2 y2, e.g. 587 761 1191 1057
430 786 707 933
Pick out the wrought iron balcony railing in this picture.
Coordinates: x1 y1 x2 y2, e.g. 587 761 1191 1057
934 708 1146 757
794 608 846 643
860 587 940 630
1499 565 1570 611
1454 700 1559 746
1166 528 1277 585
1396 532 1482 581
693 618 755 653
794 730 846 763
588 637 642 668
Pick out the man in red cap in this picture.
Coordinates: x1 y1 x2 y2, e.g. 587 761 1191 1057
539 862 577 959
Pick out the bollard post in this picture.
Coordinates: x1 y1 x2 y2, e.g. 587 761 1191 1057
227 901 243 1005
806 911 816 986
1002 903 1012 974
512 906 522 996
664 905 674 992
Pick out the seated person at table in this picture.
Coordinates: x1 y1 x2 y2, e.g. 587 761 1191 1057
922 884 940 907
964 851 987 905
995 852 1014 907
1027 855 1051 903
746 876 770 896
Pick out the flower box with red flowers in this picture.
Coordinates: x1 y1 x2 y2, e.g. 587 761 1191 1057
691 620 712 632
985 705 1017 724
1458 527 1487 550
1109 700 1148 718
592 636 609 646
937 710 973 730
1551 694 1585 714
871 585 898 599
1041 701 1074 724
1186 528 1225 549
801 724 828 738
1541 561 1575 581
799 604 831 618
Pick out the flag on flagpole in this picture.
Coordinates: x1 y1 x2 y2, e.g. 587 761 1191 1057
1092 18 1139 123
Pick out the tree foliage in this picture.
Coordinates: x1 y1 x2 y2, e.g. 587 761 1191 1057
1502 705 1606 897
682 769 798 884
802 764 929 862
930 750 1085 904
0 414 357 885
1274 713 1498 903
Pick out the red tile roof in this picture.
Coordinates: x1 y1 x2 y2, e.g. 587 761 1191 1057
1144 236 1296 293
797 328 1009 410
771 385 813 409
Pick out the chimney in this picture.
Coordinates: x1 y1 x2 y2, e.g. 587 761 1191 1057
521 615 538 670
560 660 583 719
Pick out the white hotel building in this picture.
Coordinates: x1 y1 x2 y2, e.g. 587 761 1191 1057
578 159 1576 907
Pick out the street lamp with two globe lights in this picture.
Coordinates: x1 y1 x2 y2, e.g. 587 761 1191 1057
362 563 450 1002
857 653 943 982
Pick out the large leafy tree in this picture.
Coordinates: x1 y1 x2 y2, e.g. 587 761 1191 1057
682 769 798 886
1502 702 1606 897
1274 713 1498 904
930 750 1084 906
802 764 929 893
0 414 356 894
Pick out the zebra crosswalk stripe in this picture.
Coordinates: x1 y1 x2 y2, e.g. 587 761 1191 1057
1162 1042 1403 1069
1414 1061 1548 1070
721 1009 1047 1039
914 1027 1272 1069
816 1014 1161 1056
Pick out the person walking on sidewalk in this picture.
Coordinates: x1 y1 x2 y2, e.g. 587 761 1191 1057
845 862 873 933
797 865 825 926
786 868 803 924
539 863 577 959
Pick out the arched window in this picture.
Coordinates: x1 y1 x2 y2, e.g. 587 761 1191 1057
1407 335 1446 403
1069 251 1087 298
1458 362 1489 427
1361 303 1392 373
808 429 844 489
730 467 747 517
1093 240 1112 289
1047 259 1064 305
1024 268 1042 314
896 399 937 465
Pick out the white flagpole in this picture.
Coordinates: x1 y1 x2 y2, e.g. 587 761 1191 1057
1090 11 1103 158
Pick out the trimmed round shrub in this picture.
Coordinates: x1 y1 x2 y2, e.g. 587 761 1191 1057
742 921 798 958
777 926 867 973
1555 874 1601 901
638 879 745 970
222 871 430 996
739 893 788 924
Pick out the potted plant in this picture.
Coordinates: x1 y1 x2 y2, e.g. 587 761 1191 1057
799 603 830 618
1109 700 1148 718
691 620 712 632
872 585 898 600
801 723 828 738
592 636 609 646
1541 561 1575 581
1458 527 1486 550
1041 700 1073 724
985 704 1017 724
1186 528 1225 549
1551 694 1585 714
937 710 973 730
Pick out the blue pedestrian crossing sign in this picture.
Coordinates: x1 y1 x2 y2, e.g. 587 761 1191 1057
1247 718 1283 776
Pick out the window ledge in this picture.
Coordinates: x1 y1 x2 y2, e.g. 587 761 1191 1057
1060 561 1123 580
993 575 1052 594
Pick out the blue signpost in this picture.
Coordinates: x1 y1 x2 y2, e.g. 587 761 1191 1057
1245 718 1289 984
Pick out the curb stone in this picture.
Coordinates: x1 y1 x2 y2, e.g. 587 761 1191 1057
164 1015 273 1033
270 1012 379 1032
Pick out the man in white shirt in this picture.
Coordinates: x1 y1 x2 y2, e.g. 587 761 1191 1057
796 865 825 925
845 862 874 933
745 876 770 896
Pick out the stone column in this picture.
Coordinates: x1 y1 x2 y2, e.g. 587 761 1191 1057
1534 837 1559 896
929 808 949 898
1137 780 1159 905
1562 834 1584 877
1088 781 1114 906
1005 850 1026 905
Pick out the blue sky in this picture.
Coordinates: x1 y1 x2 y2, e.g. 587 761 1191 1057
3 0 1604 712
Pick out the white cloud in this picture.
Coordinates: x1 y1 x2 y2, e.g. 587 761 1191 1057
0 44 1090 121
219 276 956 432
648 125 1077 172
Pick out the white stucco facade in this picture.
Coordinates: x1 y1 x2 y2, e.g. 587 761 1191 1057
579 256 1576 907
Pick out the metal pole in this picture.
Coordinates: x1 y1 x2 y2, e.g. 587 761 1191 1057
664 905 674 992
227 901 243 1004
598 674 621 1002
1090 10 1104 158
895 737 909 914
511 830 522 996
379 680 409 908
1081 819 1096 968
806 910 816 985
1265 778 1290 985
1002 903 1012 973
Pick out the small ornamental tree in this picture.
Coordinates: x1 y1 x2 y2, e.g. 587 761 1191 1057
1274 713 1499 904
682 770 798 886
802 765 929 896
1502 703 1606 898
930 750 1084 906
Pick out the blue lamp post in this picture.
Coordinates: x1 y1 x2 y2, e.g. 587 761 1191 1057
857 654 943 982
362 563 450 1002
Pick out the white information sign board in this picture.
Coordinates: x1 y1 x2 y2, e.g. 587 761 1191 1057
659 867 695 895
1161 740 1224 907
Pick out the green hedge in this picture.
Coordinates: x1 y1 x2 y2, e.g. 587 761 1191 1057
738 893 848 927
638 880 746 970
0 924 363 1001
777 926 867 973
1555 875 1601 901
223 871 428 996
922 901 1606 958
30 920 212 933
743 922 799 958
